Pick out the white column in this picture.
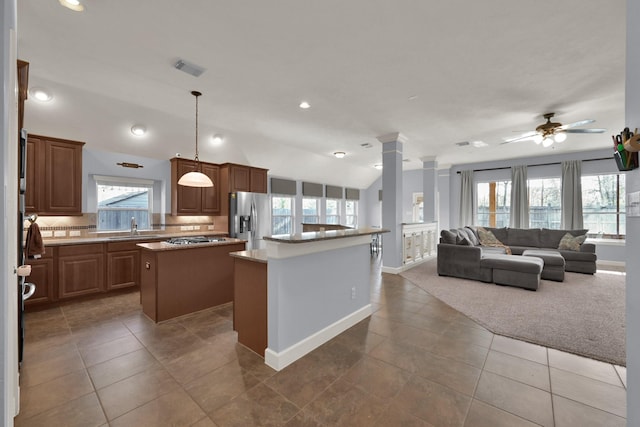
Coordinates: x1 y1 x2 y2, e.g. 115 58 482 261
421 157 438 223
625 0 640 423
378 132 406 270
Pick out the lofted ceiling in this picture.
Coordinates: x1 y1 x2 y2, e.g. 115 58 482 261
17 1 626 188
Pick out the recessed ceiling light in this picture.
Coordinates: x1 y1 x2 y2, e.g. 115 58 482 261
29 88 53 102
408 95 419 101
59 0 84 12
333 151 346 158
373 164 383 170
130 125 147 137
471 140 488 148
212 134 224 145
299 101 310 109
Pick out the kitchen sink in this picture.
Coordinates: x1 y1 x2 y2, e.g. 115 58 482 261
106 234 162 240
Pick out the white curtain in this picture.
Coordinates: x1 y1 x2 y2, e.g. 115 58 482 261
510 165 529 228
561 160 584 229
459 170 474 226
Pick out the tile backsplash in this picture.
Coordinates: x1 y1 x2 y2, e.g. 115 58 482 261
24 213 228 239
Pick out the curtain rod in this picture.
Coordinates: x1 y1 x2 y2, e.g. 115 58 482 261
455 157 612 174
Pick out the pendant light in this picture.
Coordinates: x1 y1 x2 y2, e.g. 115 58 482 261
178 90 214 187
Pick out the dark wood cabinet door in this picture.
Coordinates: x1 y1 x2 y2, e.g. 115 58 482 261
201 163 220 214
58 244 104 299
230 165 251 192
43 138 83 214
250 168 267 193
107 250 140 290
174 159 202 214
25 257 55 306
24 138 41 213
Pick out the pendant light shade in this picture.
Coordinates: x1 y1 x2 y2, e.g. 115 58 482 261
178 90 214 187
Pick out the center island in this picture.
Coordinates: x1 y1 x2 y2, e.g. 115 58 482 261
231 227 388 371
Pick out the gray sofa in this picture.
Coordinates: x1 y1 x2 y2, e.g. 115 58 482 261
437 227 597 287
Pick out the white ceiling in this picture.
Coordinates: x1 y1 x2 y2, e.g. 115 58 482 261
17 1 626 189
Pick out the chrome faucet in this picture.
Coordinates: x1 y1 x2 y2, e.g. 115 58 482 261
130 217 139 236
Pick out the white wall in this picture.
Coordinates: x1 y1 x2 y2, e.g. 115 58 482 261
625 0 639 422
365 169 426 225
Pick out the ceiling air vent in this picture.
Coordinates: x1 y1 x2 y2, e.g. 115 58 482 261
360 143 373 149
455 141 470 147
174 59 206 77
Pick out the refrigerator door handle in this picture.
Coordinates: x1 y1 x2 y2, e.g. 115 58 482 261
21 279 36 301
250 200 257 237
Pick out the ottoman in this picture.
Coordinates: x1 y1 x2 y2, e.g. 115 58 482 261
522 249 565 281
481 254 543 291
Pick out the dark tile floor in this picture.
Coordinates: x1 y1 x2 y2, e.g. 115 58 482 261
15 260 627 426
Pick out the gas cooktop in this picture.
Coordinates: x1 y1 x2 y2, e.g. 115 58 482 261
165 236 227 245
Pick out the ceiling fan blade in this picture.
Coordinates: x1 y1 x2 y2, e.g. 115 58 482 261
502 131 539 144
557 119 595 130
565 128 607 134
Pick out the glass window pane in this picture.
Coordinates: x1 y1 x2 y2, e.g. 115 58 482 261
272 196 294 234
97 183 151 231
476 181 510 227
582 174 625 237
326 199 340 224
529 178 561 229
302 198 319 224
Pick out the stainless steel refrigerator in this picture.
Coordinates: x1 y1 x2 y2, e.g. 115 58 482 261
228 192 271 250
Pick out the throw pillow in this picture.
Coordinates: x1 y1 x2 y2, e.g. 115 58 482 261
464 226 480 246
558 233 587 251
477 226 512 255
440 229 457 244
456 236 473 246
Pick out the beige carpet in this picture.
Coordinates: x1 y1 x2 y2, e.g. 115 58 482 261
400 259 626 366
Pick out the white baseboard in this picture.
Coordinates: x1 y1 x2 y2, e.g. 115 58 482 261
264 304 372 371
382 255 434 275
597 260 626 268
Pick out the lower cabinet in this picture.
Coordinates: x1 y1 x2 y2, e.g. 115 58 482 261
57 244 105 299
25 253 55 306
107 242 140 290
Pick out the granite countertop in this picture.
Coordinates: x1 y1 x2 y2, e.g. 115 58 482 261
264 227 389 244
41 230 227 246
229 249 268 263
137 237 245 251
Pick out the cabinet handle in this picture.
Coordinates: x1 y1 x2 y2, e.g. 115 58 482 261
145 262 151 270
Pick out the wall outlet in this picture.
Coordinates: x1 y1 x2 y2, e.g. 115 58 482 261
41 230 53 238
180 226 189 231
351 287 356 299
54 230 66 237
207 225 214 230
69 230 81 237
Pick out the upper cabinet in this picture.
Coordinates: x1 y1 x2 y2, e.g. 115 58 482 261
221 163 268 194
17 60 29 132
26 135 84 215
170 158 220 215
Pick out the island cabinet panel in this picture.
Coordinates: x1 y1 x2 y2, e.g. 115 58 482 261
57 244 105 299
25 250 55 306
26 135 84 215
233 258 267 356
140 242 246 322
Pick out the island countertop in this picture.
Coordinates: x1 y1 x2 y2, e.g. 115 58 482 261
137 237 245 251
264 227 388 244
229 249 268 263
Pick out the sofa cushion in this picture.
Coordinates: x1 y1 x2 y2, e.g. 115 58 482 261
456 236 473 246
477 227 512 254
558 232 587 251
456 228 476 245
539 228 589 248
440 229 457 244
486 227 508 244
508 228 540 247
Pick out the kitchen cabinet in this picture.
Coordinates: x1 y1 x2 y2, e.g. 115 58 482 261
170 158 220 215
221 163 268 193
25 250 55 306
17 60 29 132
26 134 84 216
57 243 105 299
106 241 140 290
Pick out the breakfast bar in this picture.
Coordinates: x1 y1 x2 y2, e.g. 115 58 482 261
232 227 387 370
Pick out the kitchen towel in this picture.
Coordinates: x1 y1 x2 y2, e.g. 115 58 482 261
25 222 45 259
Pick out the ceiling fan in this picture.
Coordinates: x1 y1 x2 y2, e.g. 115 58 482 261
502 112 606 147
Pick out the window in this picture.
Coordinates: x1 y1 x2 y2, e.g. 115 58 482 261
272 195 294 234
326 199 341 224
345 200 358 227
96 177 153 231
302 198 320 224
582 174 626 238
476 181 511 227
528 178 561 229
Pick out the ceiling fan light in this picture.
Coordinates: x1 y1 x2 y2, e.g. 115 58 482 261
542 137 554 147
554 132 567 143
533 134 543 144
178 171 213 187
